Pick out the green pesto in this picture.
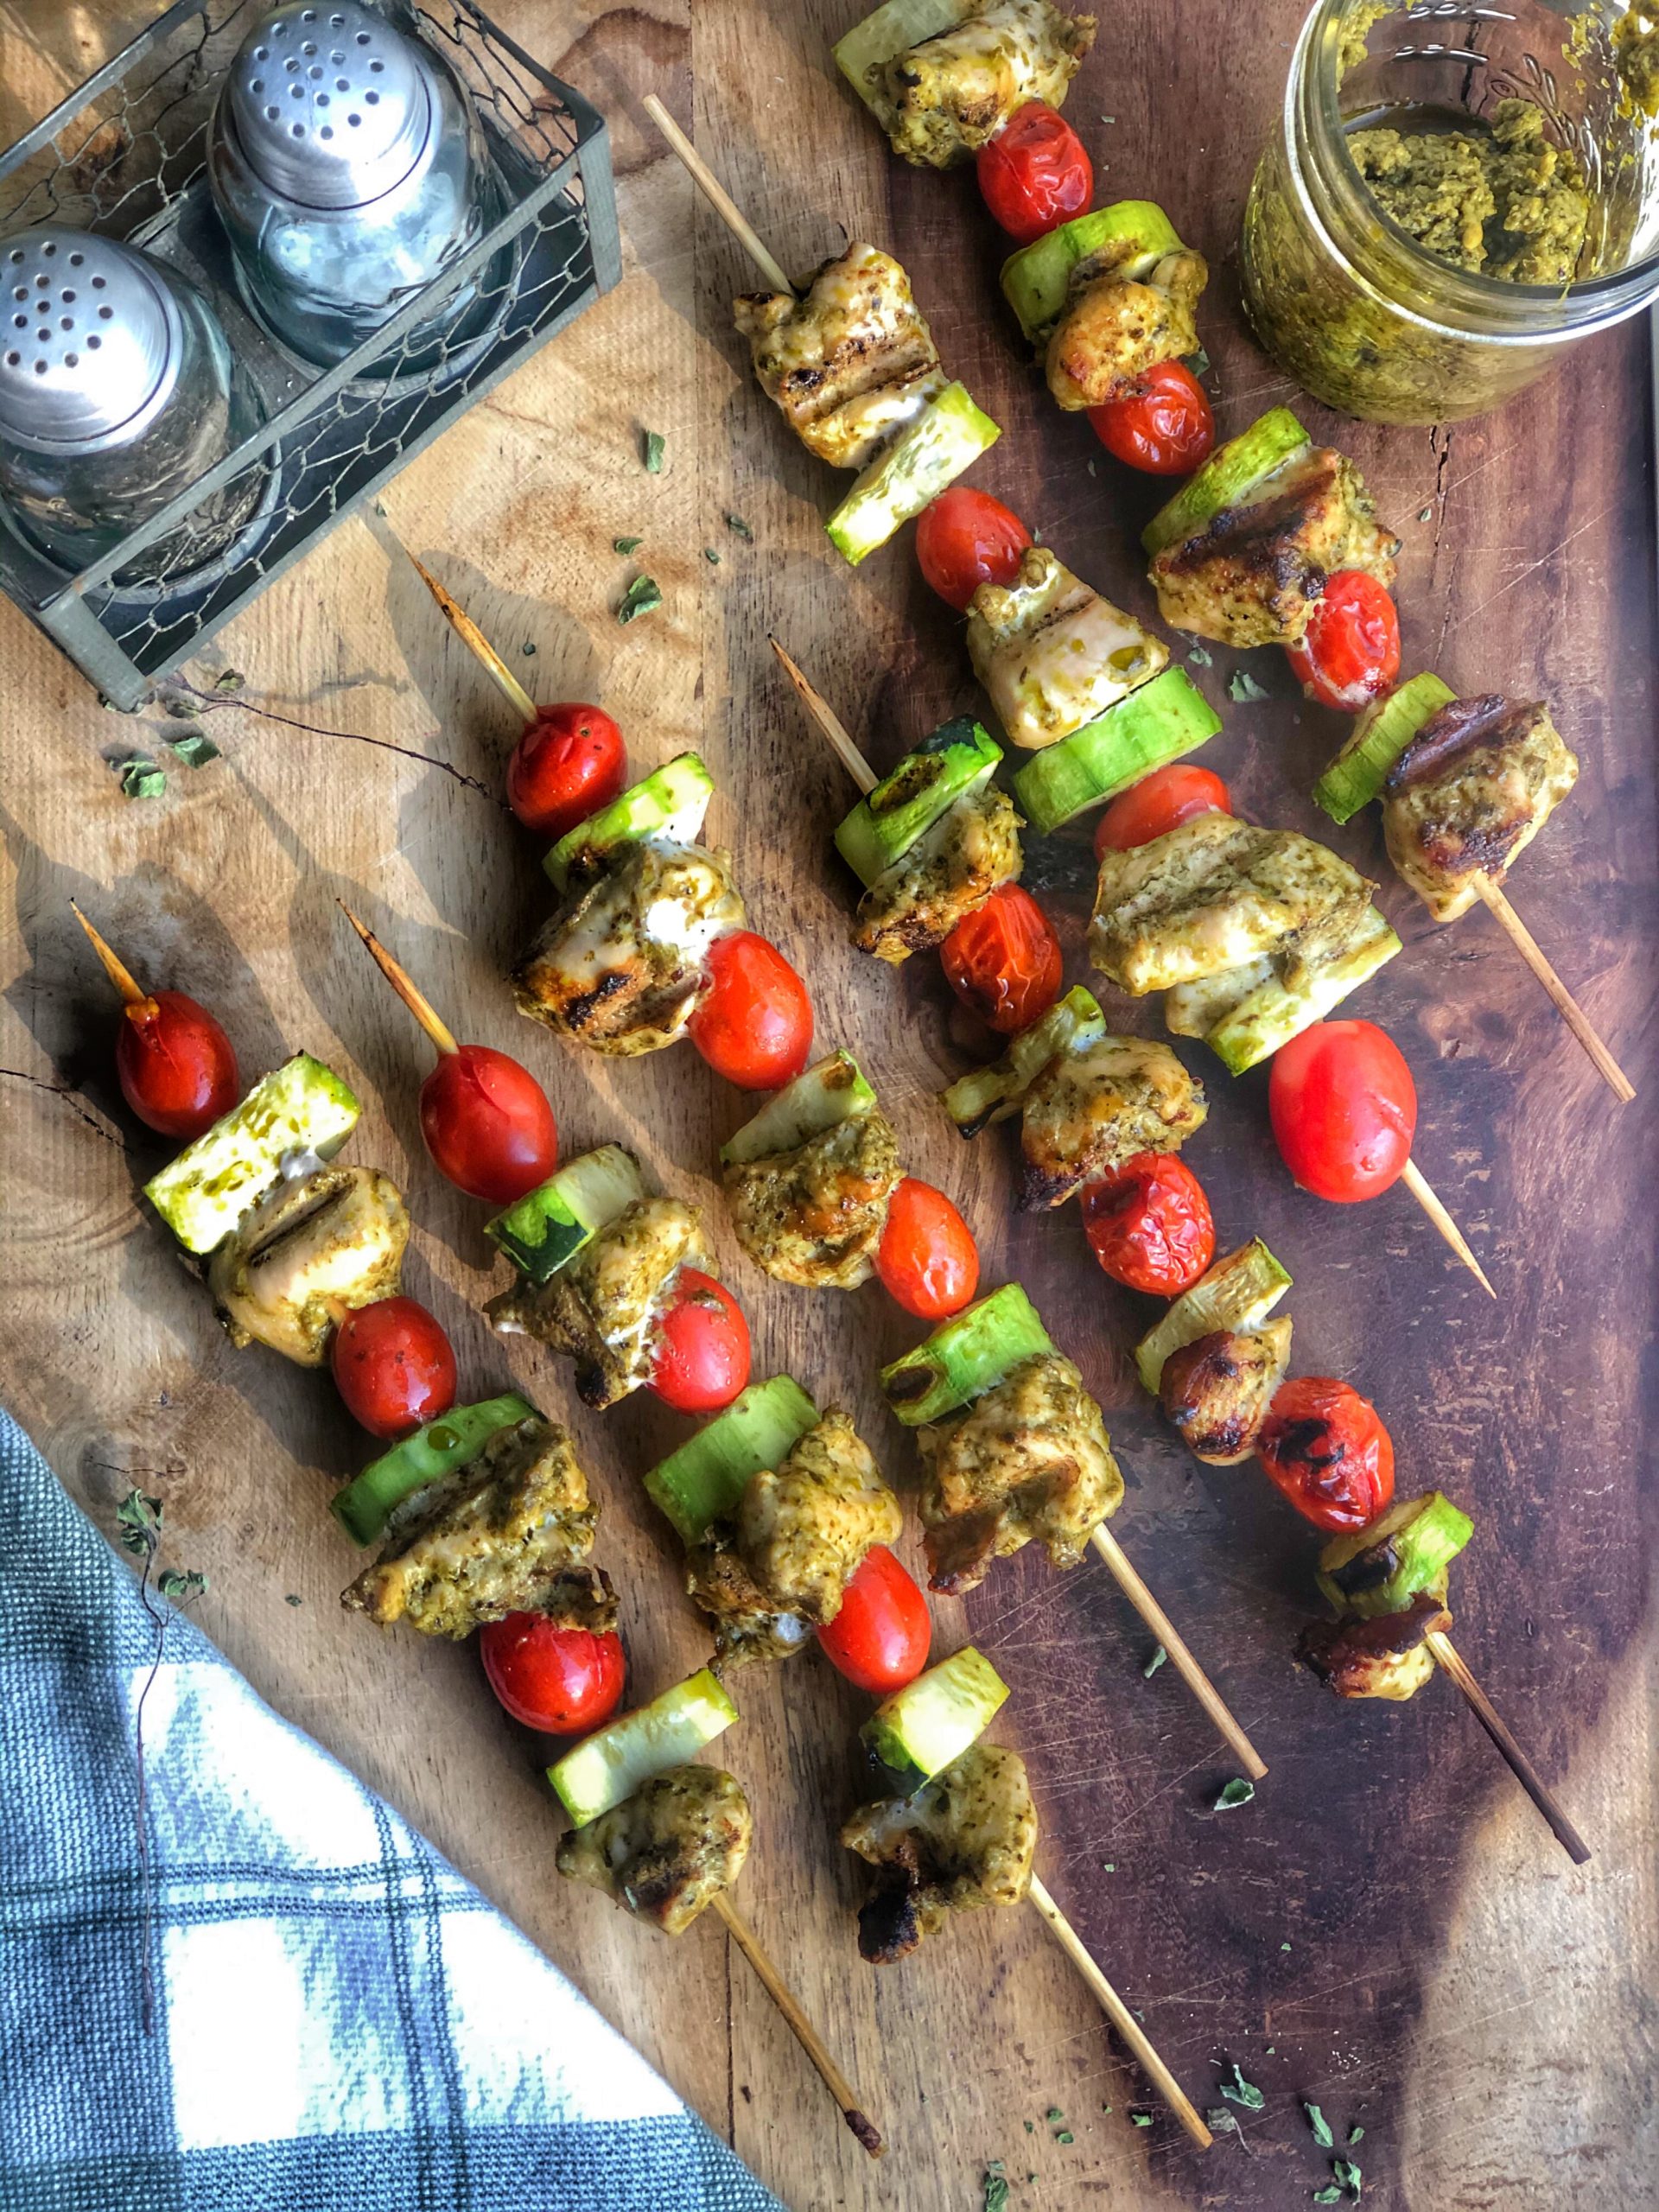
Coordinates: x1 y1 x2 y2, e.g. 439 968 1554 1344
1347 99 1591 284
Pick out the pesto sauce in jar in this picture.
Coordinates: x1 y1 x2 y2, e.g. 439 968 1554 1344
1348 99 1592 284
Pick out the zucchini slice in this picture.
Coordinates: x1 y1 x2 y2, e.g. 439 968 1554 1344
721 1049 876 1166
1203 906 1402 1075
1010 668 1223 835
549 1669 739 1827
834 716 1002 889
1313 672 1457 825
826 382 1001 566
332 1394 537 1548
644 1375 820 1546
861 1645 1008 1790
1315 1491 1474 1620
880 1283 1056 1427
1135 1241 1291 1396
939 985 1106 1136
485 1145 649 1286
544 753 714 893
143 1052 361 1256
1141 407 1311 557
1000 200 1185 345
833 0 974 130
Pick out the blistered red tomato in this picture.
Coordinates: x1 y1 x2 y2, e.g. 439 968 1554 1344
1090 360 1215 476
1094 764 1231 857
480 1611 626 1734
116 989 240 1141
506 704 627 842
817 1546 931 1694
1082 1152 1216 1296
916 486 1033 613
939 882 1064 1034
687 930 813 1090
1269 1020 1417 1204
1255 1376 1395 1533
875 1177 980 1321
420 1044 556 1205
975 101 1093 243
330 1296 458 1440
650 1268 751 1414
1286 572 1402 713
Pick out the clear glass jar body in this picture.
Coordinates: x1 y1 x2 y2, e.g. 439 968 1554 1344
1240 0 1659 424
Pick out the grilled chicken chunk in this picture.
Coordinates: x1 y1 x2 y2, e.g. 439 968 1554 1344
1046 249 1208 410
1160 1319 1293 1465
207 1164 409 1365
1382 694 1579 923
877 1 1096 168
853 783 1023 963
342 1414 601 1638
1018 1033 1207 1209
1148 444 1401 648
1298 1592 1451 1702
487 1196 711 1409
723 1108 901 1290
917 1351 1123 1595
842 1745 1037 1961
514 840 745 1056
1090 812 1376 995
734 243 945 470
557 1766 752 1936
968 546 1167 749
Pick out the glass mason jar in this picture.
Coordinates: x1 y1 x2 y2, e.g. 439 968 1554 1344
1239 0 1659 423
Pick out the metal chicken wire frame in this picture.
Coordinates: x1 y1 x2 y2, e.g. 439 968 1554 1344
0 0 620 709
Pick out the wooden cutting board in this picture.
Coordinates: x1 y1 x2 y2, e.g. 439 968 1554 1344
0 4 1653 2208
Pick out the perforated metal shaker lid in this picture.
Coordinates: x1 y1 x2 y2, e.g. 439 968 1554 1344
0 227 182 454
226 3 435 211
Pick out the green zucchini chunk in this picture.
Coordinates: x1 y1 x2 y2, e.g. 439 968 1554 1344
1000 199 1185 345
1316 1491 1474 1619
721 1049 876 1166
645 1375 820 1547
549 1668 739 1827
332 1393 537 1548
834 716 1002 889
143 1052 360 1256
1204 906 1402 1075
1313 672 1457 824
939 985 1106 1136
485 1145 649 1286
860 1645 1008 1790
1135 1241 1291 1396
880 1283 1057 1427
1141 408 1310 557
833 0 974 130
1011 668 1223 835
826 382 1001 567
544 752 714 893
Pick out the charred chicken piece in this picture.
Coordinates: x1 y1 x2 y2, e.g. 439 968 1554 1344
487 1196 711 1409
207 1164 408 1366
1159 1319 1293 1465
842 1744 1037 1961
878 1 1096 168
917 1351 1123 1595
852 782 1023 963
1046 249 1208 411
1298 1592 1451 1701
1090 812 1376 995
556 1765 752 1936
682 1532 816 1669
514 840 745 1056
968 545 1167 750
734 243 946 470
342 1414 600 1638
723 1109 902 1290
1382 694 1579 923
1017 1033 1207 1209
1147 444 1401 649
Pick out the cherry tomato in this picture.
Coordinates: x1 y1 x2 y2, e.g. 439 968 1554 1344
686 930 813 1090
1255 1376 1395 1533
874 1177 980 1321
1268 1020 1417 1205
1081 1152 1216 1296
330 1295 458 1440
420 1044 556 1205
480 1611 626 1735
1089 360 1215 476
915 486 1033 613
506 703 627 842
939 882 1064 1034
114 989 239 1141
1285 571 1402 713
975 100 1093 243
650 1268 751 1413
1094 764 1231 857
817 1546 931 1694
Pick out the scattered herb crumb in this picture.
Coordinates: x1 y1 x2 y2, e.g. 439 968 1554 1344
166 732 220 769
725 512 753 539
1306 2103 1333 2148
1206 2107 1237 2135
703 547 721 564
1417 505 1433 522
1056 2132 1074 2146
1046 2108 1064 2124
613 536 642 555
1188 346 1211 378
213 668 245 693
1086 458 1097 476
1023 2120 1034 2133
160 691 200 719
1314 2190 1344 2204
1186 643 1213 666
1266 2047 1276 2056
1131 2112 1153 2127
616 575 663 624
1214 1777 1255 1810
642 429 665 473
1348 2126 1364 2145
1142 1643 1166 1678
1227 668 1272 703
523 642 537 656
1220 2064 1264 2113
284 1594 302 1606
118 758 166 800
1333 2157 1362 2196
1102 1862 1116 1872
1281 1941 1293 1953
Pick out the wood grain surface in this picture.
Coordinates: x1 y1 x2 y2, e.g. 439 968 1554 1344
1 4 1655 2209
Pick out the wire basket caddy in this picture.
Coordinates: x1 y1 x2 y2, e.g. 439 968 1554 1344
0 0 620 709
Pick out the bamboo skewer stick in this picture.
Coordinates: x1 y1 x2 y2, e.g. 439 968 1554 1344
1398 1159 1496 1298
1026 1874 1212 2148
71 901 151 1008
405 552 540 725
643 94 797 296
711 1891 884 2157
1425 1630 1591 1866
1472 876 1634 1103
337 903 461 1058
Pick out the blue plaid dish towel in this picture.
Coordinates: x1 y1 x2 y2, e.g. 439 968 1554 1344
0 1408 784 2212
